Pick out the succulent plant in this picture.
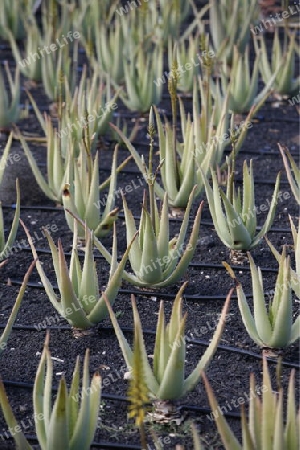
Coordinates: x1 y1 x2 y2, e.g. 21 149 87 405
120 188 203 287
0 260 36 356
201 160 281 250
279 144 300 204
225 250 300 348
0 332 102 450
0 61 20 129
119 44 163 112
62 141 119 239
22 220 135 330
213 46 278 114
203 356 299 449
104 283 233 401
266 215 300 298
209 0 259 64
254 28 300 97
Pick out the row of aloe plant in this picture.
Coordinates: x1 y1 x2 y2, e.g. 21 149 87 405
0 0 299 130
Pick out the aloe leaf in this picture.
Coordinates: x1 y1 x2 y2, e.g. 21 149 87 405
153 301 168 384
202 373 242 450
0 178 20 259
157 315 187 400
248 253 273 343
0 380 32 450
103 294 134 369
33 333 51 449
0 259 35 354
236 285 264 347
69 351 95 450
158 201 202 287
285 370 298 450
289 316 300 345
139 210 162 283
251 172 281 247
157 193 170 260
84 152 101 231
57 240 91 329
78 231 99 315
68 356 80 438
47 378 69 450
269 262 293 347
183 288 233 395
21 220 64 316
0 132 13 185
18 133 57 201
87 230 136 325
262 356 277 450
122 193 142 273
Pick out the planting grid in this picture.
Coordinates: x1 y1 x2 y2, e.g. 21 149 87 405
0 1 299 449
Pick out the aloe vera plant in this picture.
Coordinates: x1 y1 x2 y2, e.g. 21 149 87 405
225 250 300 348
0 333 102 450
0 260 36 355
254 28 300 97
203 356 299 449
119 44 163 112
0 61 20 129
279 144 300 204
22 220 135 330
213 46 278 114
104 284 233 402
266 215 300 298
62 141 119 239
209 0 259 64
201 160 281 250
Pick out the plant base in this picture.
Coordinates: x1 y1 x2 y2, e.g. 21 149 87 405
147 400 186 425
169 207 186 218
229 249 248 265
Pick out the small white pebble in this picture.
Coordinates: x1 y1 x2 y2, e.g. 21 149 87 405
102 351 106 355
205 275 210 279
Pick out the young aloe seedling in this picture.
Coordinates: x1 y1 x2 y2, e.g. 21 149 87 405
0 332 102 450
22 220 135 330
201 158 280 252
224 250 300 348
254 28 300 97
